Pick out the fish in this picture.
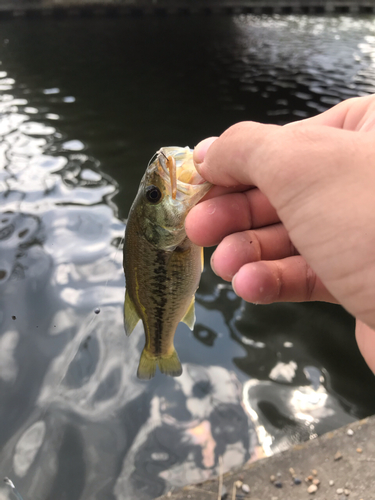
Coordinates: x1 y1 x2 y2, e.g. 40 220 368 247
123 146 211 380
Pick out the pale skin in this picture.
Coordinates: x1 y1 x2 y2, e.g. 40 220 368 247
185 94 375 373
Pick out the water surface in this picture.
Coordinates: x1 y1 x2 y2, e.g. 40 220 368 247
0 14 375 500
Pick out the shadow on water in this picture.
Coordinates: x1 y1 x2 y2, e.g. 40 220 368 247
0 13 375 500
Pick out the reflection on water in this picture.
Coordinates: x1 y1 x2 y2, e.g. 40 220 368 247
0 14 375 500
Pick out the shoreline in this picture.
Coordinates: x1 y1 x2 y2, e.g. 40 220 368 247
155 416 375 500
1 1 375 18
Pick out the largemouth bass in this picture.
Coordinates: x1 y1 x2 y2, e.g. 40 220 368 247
123 147 211 380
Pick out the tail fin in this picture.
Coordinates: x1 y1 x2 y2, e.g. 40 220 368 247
137 349 157 380
137 347 182 380
158 348 182 377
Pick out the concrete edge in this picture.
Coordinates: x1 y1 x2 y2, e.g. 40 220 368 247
155 415 375 500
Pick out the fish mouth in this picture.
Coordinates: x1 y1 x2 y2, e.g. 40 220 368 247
156 146 211 200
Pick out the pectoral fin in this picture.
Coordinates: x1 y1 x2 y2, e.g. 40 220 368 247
181 296 196 331
124 289 140 336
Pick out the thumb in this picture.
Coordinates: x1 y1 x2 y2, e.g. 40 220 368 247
193 122 280 187
194 137 218 166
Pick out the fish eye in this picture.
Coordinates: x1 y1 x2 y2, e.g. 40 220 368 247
145 185 162 204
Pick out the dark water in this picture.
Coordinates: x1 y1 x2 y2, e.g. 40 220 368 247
0 14 375 500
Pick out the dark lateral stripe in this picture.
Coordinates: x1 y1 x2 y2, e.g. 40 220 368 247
150 250 168 355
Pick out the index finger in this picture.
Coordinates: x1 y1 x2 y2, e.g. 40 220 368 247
186 187 279 247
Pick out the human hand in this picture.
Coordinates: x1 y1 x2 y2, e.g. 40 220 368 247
185 94 375 372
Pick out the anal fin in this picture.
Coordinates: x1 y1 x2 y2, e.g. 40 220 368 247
181 296 196 331
124 289 141 336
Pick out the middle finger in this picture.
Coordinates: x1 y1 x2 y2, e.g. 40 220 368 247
211 223 299 281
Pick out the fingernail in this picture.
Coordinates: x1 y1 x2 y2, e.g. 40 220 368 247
232 272 239 296
210 253 218 276
194 137 218 166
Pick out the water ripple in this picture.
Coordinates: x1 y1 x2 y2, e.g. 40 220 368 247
0 59 258 500
212 15 375 123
